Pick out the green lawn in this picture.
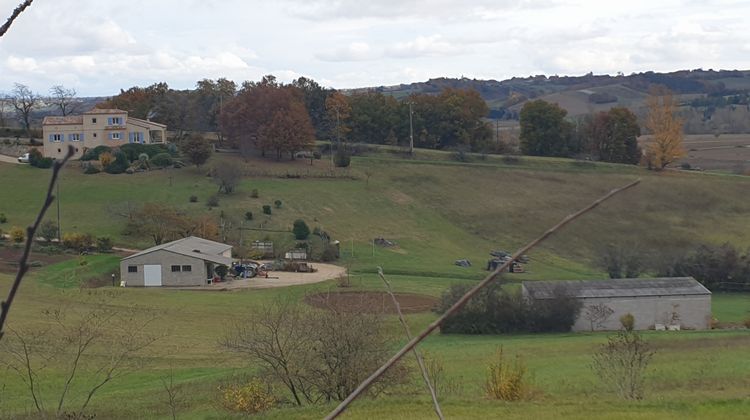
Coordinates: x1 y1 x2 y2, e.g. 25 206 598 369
1 150 750 418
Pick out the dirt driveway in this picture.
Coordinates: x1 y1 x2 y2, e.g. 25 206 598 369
0 154 21 164
174 263 347 291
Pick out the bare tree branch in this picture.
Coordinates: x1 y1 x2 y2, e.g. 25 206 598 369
0 0 33 39
378 268 443 420
326 178 641 419
0 145 74 341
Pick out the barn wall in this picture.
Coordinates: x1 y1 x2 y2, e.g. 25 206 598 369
573 295 711 332
120 250 209 287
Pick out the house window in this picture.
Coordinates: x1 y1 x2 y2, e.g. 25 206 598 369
110 117 123 125
93 133 97 138
51 134 62 142
181 265 192 272
111 132 121 140
92 118 97 124
57 148 61 153
171 265 181 272
128 265 137 273
69 133 81 141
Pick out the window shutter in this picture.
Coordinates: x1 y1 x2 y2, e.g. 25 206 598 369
80 133 85 141
48 134 53 142
108 132 113 140
128 132 134 143
68 134 73 141
107 117 112 125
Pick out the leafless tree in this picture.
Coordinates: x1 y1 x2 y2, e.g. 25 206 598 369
211 160 243 193
161 367 183 420
0 96 8 127
221 297 406 406
591 328 654 400
583 303 615 331
0 0 33 38
49 85 81 116
0 292 163 418
9 83 39 138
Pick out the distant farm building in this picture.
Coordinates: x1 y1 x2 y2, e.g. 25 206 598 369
522 277 711 331
120 236 232 287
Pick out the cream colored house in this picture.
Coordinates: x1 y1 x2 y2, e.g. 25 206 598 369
42 108 167 160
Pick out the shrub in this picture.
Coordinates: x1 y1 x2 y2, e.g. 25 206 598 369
244 211 253 221
743 317 750 329
150 152 173 168
137 153 150 167
437 283 580 334
292 219 310 240
251 189 259 198
0 213 6 223
83 163 100 174
620 313 635 331
485 347 528 401
334 147 351 167
206 195 220 208
96 237 113 252
99 151 114 168
274 200 282 209
451 148 470 162
104 151 129 174
321 244 339 262
313 151 322 159
9 226 25 243
218 379 275 414
262 205 272 215
39 220 58 242
80 145 111 161
189 195 198 203
659 243 750 291
62 232 93 252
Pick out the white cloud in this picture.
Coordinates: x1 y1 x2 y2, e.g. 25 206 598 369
1 0 750 95
316 42 373 62
385 35 465 59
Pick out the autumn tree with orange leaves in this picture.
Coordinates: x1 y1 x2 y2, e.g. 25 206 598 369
220 76 315 160
644 87 685 170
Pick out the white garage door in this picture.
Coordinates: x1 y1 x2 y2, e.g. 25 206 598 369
143 265 162 286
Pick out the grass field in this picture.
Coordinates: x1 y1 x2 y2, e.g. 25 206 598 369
0 149 749 418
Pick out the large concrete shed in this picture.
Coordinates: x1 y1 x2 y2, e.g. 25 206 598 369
521 277 712 331
120 236 232 287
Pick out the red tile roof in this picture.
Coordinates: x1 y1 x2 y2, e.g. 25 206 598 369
83 108 128 114
42 115 84 125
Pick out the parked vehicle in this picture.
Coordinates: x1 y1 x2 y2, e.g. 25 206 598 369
17 153 30 163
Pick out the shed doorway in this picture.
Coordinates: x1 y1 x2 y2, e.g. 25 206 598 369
143 265 162 286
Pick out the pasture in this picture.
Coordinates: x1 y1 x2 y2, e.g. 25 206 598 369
0 149 749 418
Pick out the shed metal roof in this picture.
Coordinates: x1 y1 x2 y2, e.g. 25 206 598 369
122 236 232 265
522 277 710 299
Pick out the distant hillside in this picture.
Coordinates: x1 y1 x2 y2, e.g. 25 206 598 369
350 69 750 134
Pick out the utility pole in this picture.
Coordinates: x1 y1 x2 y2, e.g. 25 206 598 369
409 102 414 155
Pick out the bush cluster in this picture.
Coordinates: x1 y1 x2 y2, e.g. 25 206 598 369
436 283 581 334
28 148 53 169
659 242 750 291
218 380 275 415
62 232 93 252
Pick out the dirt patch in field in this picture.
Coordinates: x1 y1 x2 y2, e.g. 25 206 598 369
0 246 73 274
305 291 438 314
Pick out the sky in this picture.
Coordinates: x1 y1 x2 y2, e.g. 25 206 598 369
1 0 749 96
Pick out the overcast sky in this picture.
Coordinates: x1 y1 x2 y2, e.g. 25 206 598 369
1 0 749 96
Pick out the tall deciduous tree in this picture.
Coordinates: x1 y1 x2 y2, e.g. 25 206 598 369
644 87 685 169
519 99 574 157
586 107 641 164
325 91 352 143
220 76 315 160
49 85 81 116
293 77 333 139
9 83 39 137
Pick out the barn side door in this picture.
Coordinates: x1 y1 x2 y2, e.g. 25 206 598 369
143 264 162 286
